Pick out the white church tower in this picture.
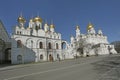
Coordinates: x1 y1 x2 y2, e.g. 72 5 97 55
29 18 35 29
44 23 49 32
76 25 80 38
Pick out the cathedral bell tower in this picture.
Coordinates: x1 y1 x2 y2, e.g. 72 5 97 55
76 25 80 38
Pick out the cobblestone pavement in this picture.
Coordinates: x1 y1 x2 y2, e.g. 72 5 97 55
92 54 120 80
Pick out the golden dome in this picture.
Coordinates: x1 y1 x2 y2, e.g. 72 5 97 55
34 16 42 22
17 16 26 23
87 22 93 30
30 18 33 22
44 23 48 26
50 24 55 28
76 25 80 30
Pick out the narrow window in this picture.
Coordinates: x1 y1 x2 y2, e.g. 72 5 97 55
17 40 22 48
40 54 43 60
39 42 43 49
56 43 59 49
48 42 52 49
17 31 19 34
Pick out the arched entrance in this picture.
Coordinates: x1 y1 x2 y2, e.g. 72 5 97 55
40 54 43 60
62 42 67 49
77 48 83 57
4 48 11 63
49 54 53 61
17 55 22 64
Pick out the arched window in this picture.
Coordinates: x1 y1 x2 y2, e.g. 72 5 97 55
17 40 22 48
20 32 21 34
56 43 59 49
40 54 43 60
62 42 67 49
48 42 52 49
17 55 22 61
57 54 59 58
17 31 19 34
39 42 43 49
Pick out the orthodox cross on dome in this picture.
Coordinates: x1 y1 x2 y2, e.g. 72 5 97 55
17 12 26 28
87 22 96 34
17 12 26 23
29 15 34 22
87 22 94 30
44 19 49 32
33 16 42 22
44 19 49 26
33 12 42 22
50 20 55 28
76 25 80 30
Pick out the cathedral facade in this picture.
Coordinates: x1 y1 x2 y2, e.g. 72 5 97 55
11 15 65 64
65 23 117 59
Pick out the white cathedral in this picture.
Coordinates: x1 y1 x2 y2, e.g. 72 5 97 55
64 23 117 59
11 15 67 64
11 15 117 64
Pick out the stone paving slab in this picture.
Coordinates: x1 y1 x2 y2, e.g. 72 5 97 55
92 54 120 80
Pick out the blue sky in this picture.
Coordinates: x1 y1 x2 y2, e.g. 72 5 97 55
0 0 120 42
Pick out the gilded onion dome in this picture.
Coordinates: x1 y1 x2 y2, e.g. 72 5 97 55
30 18 33 22
17 16 26 23
50 24 55 28
87 22 93 30
33 16 42 22
44 23 48 26
76 25 80 30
